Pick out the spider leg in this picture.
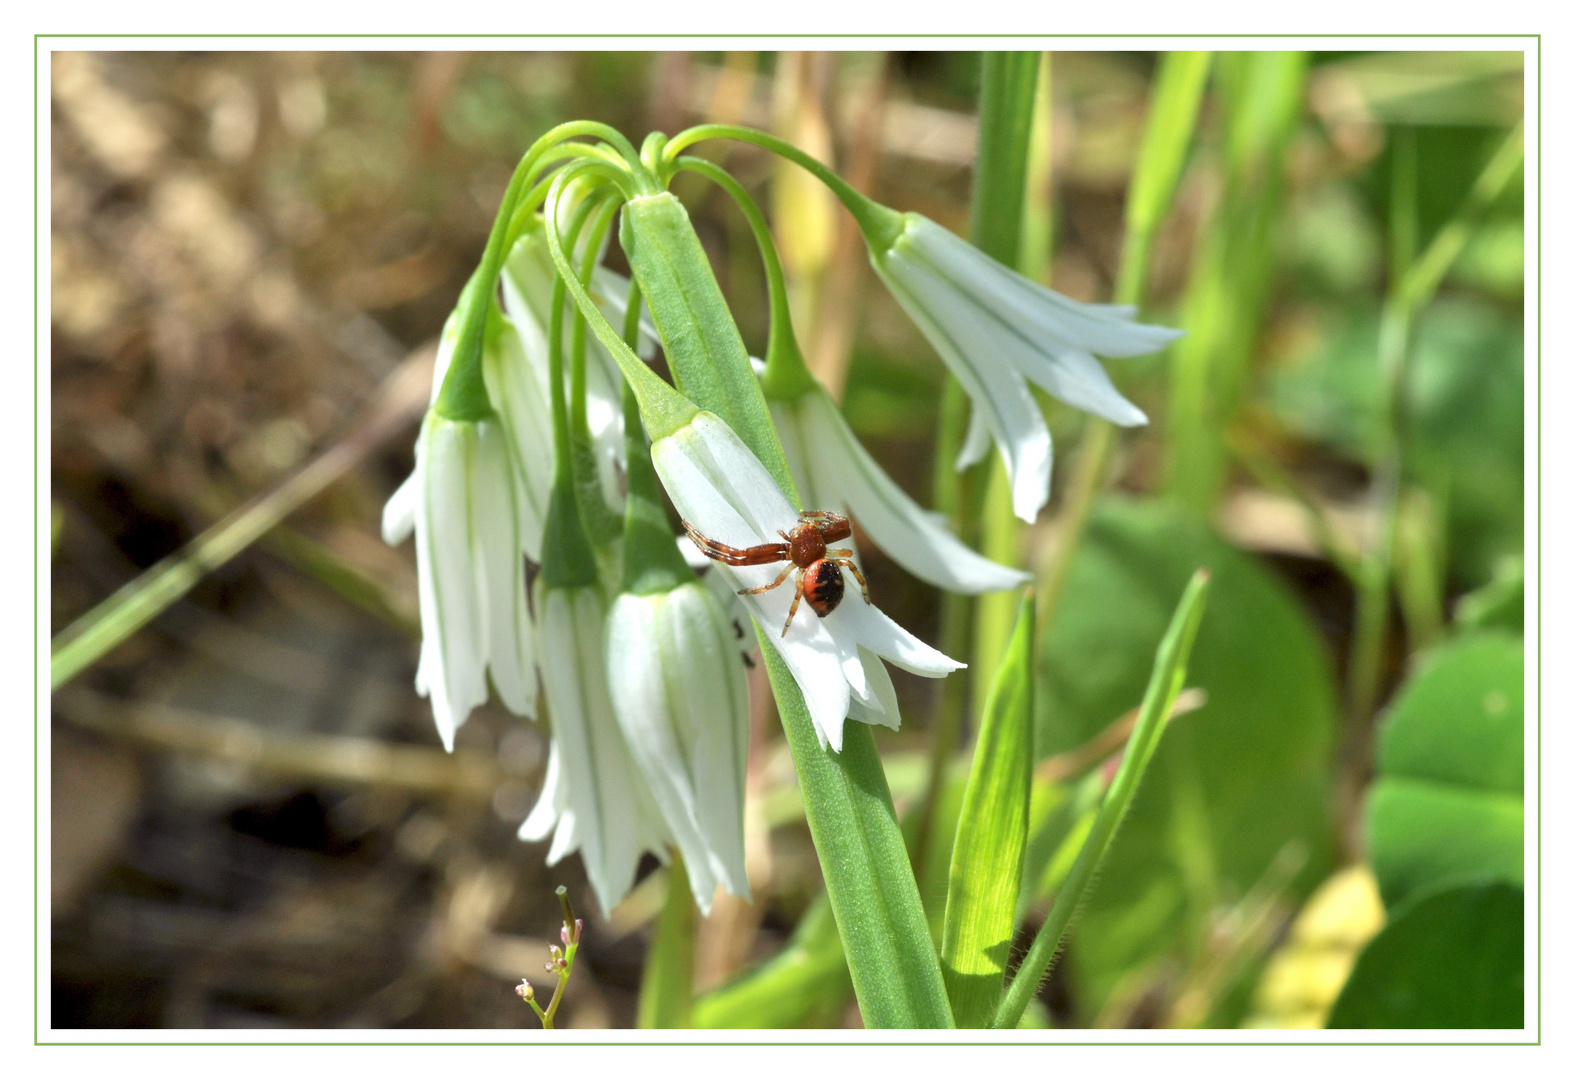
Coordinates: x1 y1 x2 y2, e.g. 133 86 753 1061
780 571 806 637
832 558 872 604
683 520 791 566
739 563 794 596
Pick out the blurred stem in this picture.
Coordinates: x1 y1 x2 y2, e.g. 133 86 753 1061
1035 51 1213 638
1163 51 1307 515
638 858 696 1028
917 51 1038 881
1345 122 1523 721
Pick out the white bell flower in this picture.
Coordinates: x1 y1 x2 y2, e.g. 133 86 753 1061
650 411 964 752
519 583 673 916
381 409 537 752
605 581 751 915
870 212 1183 522
769 385 1030 595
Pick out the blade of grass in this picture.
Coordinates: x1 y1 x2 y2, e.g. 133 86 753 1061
941 591 1034 1027
1164 51 1307 515
50 343 436 690
992 568 1212 1029
1036 51 1213 635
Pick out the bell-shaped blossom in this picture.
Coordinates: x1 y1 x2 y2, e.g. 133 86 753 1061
520 583 673 916
605 581 751 914
651 411 964 752
381 410 537 751
870 212 1183 522
769 385 1030 594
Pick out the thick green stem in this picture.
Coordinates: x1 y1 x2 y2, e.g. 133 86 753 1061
619 175 953 1027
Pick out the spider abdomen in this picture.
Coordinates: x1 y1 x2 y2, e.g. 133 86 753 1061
803 559 845 618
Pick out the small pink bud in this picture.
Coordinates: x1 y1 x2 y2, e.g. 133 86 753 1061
516 979 534 1001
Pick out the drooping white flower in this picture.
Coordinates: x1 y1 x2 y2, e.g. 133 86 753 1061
519 583 673 916
651 411 964 752
870 213 1183 522
769 385 1030 594
604 581 751 914
382 409 537 752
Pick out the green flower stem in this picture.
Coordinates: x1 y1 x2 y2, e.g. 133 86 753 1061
618 173 952 1028
637 856 696 1028
619 285 692 597
661 123 906 252
991 569 1212 1029
1035 50 1213 637
671 155 817 401
541 168 697 443
436 122 651 422
968 51 1040 729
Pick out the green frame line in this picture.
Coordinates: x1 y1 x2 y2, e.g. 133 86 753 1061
33 31 1537 1051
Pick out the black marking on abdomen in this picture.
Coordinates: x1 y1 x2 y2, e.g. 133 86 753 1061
803 560 845 618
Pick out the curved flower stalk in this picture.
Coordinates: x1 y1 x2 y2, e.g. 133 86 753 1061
651 411 964 752
520 582 674 915
499 227 658 521
869 213 1183 522
605 581 751 914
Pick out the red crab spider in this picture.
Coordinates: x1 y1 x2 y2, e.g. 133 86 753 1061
683 510 872 637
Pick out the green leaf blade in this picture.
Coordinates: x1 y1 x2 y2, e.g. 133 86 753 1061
940 593 1035 1027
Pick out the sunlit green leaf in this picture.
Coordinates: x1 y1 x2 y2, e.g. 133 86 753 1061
941 594 1034 1027
1367 632 1523 910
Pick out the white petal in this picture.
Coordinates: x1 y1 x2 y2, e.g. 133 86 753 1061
519 740 564 842
798 389 1030 594
474 421 537 718
652 412 800 545
831 588 966 679
537 584 671 916
957 408 991 471
846 648 902 731
483 315 554 562
382 469 417 546
877 255 1053 521
416 417 488 751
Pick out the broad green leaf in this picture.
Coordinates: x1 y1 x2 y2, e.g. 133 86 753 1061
1037 498 1337 1021
1326 881 1523 1029
691 892 850 1029
637 859 695 1028
941 594 1034 1027
993 568 1211 1029
1367 632 1523 910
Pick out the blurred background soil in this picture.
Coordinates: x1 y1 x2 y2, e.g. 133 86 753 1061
48 50 1524 1029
